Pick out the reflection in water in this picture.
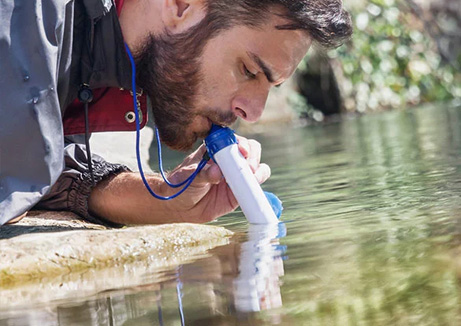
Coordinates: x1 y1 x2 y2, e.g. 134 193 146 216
233 223 286 313
0 223 287 326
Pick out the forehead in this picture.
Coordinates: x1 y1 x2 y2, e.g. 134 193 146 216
213 16 312 80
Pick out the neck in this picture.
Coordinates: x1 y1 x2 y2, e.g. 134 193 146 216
119 0 164 52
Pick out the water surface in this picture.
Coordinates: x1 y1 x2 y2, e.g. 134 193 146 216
2 104 461 325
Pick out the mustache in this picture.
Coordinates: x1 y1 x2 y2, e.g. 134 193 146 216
203 108 238 127
158 109 238 152
192 110 237 142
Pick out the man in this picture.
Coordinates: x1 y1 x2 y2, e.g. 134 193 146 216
0 0 352 226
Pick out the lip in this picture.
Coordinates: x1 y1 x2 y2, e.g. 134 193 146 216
206 117 213 130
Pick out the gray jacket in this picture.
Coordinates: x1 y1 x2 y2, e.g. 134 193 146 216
0 0 134 225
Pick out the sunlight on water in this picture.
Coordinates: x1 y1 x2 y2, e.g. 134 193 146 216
2 104 461 326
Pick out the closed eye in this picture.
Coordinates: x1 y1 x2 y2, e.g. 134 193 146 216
243 64 257 79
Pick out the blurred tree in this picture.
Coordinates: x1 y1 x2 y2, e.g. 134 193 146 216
297 0 461 118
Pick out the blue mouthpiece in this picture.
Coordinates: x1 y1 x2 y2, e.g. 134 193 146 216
209 123 225 135
205 124 237 160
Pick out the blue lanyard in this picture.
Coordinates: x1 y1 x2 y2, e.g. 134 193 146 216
125 43 208 200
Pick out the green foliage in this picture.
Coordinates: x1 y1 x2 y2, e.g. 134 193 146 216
304 0 461 113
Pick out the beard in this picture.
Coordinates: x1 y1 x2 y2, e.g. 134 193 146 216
134 24 236 151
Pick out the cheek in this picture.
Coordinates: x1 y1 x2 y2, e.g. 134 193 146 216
200 66 240 106
210 64 239 92
199 35 244 105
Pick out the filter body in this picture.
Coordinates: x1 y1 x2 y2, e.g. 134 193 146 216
205 125 281 224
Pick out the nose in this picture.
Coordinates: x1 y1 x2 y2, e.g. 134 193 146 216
231 89 269 123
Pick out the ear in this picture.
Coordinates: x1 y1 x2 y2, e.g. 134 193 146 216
162 0 206 34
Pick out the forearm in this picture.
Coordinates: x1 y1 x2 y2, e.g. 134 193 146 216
88 172 180 225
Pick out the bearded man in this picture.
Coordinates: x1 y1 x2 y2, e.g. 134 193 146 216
0 0 352 226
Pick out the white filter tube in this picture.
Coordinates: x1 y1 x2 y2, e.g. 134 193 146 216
213 143 279 224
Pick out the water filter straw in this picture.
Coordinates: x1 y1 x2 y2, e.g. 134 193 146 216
205 125 283 224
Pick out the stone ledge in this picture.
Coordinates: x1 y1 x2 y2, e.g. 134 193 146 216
0 211 232 308
0 211 108 240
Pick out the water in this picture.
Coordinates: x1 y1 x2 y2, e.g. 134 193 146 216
2 104 461 325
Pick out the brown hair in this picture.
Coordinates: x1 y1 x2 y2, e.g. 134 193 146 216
202 0 353 48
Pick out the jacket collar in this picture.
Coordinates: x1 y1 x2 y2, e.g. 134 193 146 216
77 0 132 90
82 0 113 20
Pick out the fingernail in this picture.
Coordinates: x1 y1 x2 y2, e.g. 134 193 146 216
242 143 250 154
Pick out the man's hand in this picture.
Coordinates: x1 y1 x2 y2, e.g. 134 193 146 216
88 136 271 224
164 135 271 223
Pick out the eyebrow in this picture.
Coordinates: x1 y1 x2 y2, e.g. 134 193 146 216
247 51 277 84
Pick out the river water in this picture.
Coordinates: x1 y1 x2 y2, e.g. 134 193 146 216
2 103 461 325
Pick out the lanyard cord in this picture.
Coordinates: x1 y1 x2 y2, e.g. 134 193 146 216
79 84 95 186
84 101 95 185
155 127 210 188
124 43 208 200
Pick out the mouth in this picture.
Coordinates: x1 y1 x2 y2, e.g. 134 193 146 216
198 111 238 136
208 117 236 129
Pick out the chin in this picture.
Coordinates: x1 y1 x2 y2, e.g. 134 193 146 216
162 130 199 152
165 138 196 152
157 117 211 152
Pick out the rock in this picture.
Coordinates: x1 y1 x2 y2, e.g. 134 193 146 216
297 52 342 116
0 211 233 308
0 211 107 240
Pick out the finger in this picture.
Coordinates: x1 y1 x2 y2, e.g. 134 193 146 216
247 139 262 173
193 161 224 185
226 189 239 209
254 163 271 184
167 162 201 184
182 144 207 165
236 135 250 159
171 145 208 174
